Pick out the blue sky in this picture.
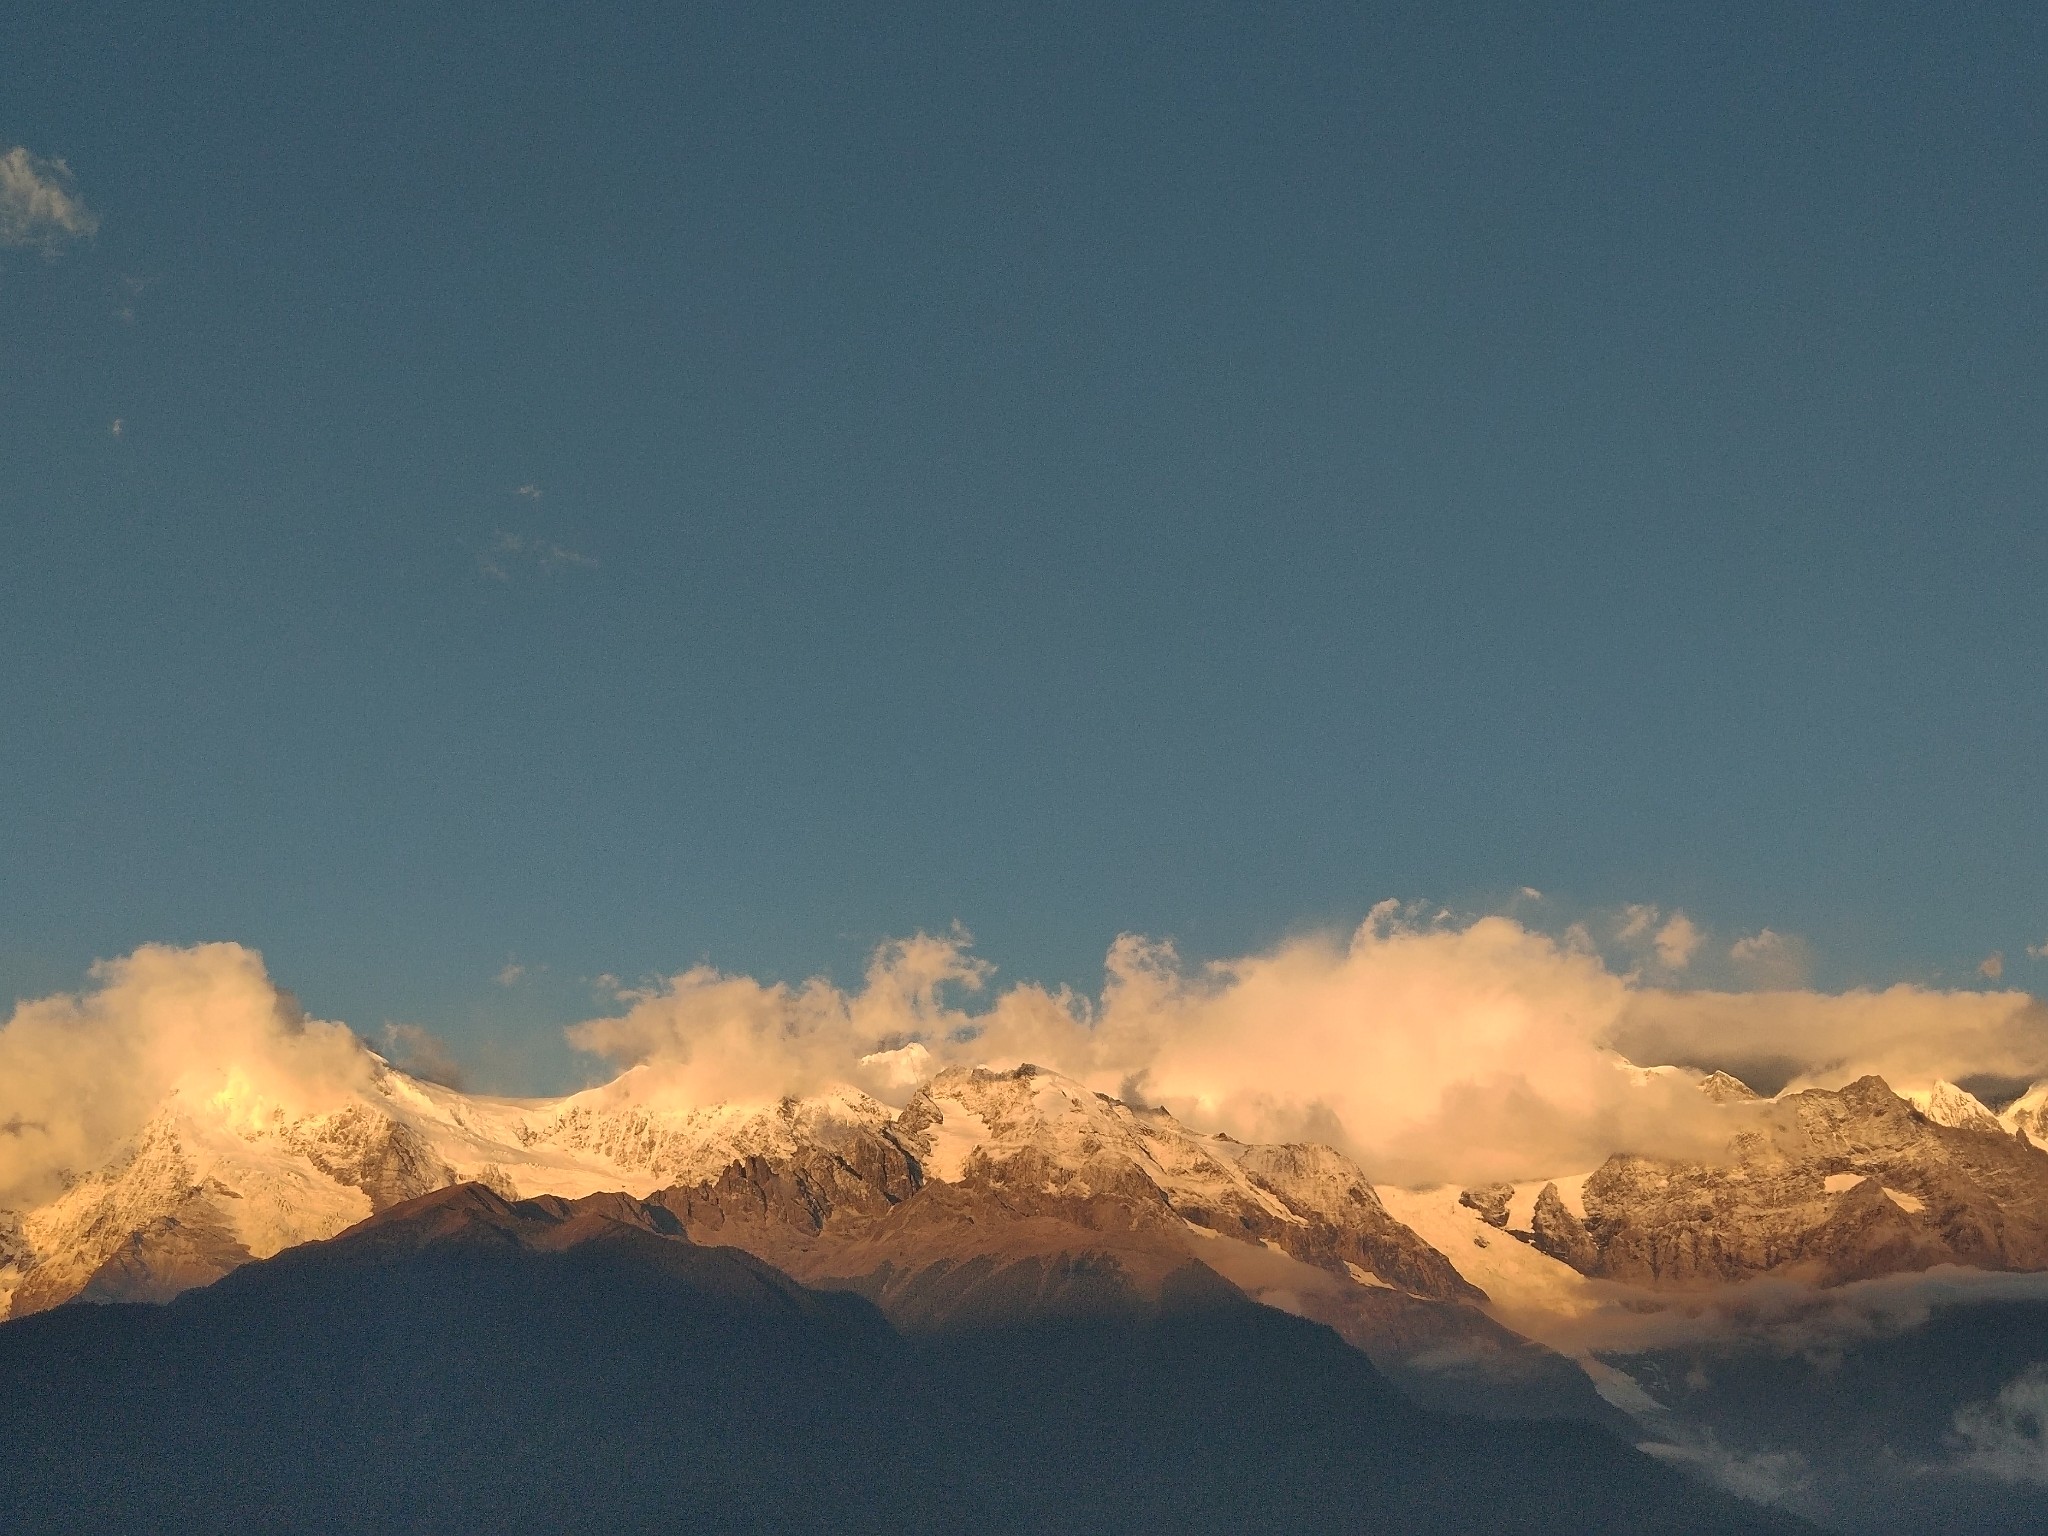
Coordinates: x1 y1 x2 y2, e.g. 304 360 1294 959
3 2 2043 1090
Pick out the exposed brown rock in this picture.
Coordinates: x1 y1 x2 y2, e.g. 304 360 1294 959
1458 1183 1514 1228
1543 1075 2048 1287
281 1107 456 1211
1529 1182 1598 1271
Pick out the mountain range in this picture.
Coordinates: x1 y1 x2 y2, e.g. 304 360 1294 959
5 1053 2048 1531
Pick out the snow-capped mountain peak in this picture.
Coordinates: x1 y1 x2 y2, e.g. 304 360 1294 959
1907 1078 2004 1133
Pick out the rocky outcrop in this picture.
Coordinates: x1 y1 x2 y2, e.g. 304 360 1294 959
1458 1183 1514 1228
652 1066 1479 1309
280 1106 456 1210
1541 1076 2048 1286
1229 1141 1479 1301
1529 1182 1598 1271
653 1130 918 1260
615 1064 1554 1418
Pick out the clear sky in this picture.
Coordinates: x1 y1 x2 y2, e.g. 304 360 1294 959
3 2 2043 1091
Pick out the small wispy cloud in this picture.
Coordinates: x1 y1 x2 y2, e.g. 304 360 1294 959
113 273 153 323
1655 912 1702 970
1952 1364 2048 1483
2030 938 2048 961
1728 928 1811 988
1980 952 2006 982
379 1023 466 1090
109 419 123 438
1640 1432 1811 1507
478 530 598 582
0 146 99 252
1614 905 1702 971
591 972 661 1006
515 483 543 500
1616 904 1658 942
496 961 527 988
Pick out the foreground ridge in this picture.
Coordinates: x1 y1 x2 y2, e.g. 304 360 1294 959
0 1179 1815 1536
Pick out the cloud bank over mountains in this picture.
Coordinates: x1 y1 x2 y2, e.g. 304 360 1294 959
0 945 368 1210
4 910 2046 1210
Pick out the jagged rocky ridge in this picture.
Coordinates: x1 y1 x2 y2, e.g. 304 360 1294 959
3 1059 1585 1416
1 1064 1468 1314
14 1053 2048 1435
646 1064 1601 1418
1513 1074 2048 1286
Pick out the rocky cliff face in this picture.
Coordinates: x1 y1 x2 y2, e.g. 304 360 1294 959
1526 1075 2048 1286
277 1105 457 1210
635 1065 1597 1419
652 1066 1475 1309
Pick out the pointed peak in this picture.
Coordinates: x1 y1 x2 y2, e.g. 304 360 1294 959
1913 1079 2004 1133
1836 1074 1903 1108
1698 1071 1760 1103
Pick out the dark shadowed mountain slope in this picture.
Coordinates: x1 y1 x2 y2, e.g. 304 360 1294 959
1608 1293 2048 1536
0 1184 1813 1536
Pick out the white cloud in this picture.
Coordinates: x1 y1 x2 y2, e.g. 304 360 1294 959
1640 1431 1810 1506
1511 1264 2048 1363
2029 938 2048 961
567 906 2048 1187
1616 904 1658 942
1953 1364 2048 1483
0 944 370 1211
1609 984 2048 1100
379 1023 465 1090
1655 912 1702 970
0 146 99 251
1981 952 2006 982
1046 908 1745 1185
109 419 123 438
569 909 2048 1187
1614 905 1701 970
8 911 2047 1213
478 530 597 581
516 484 543 499
496 961 526 988
567 931 1012 1109
1729 928 1811 988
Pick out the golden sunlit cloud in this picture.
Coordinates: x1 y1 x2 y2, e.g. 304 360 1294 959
4 917 2045 1211
0 945 367 1210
